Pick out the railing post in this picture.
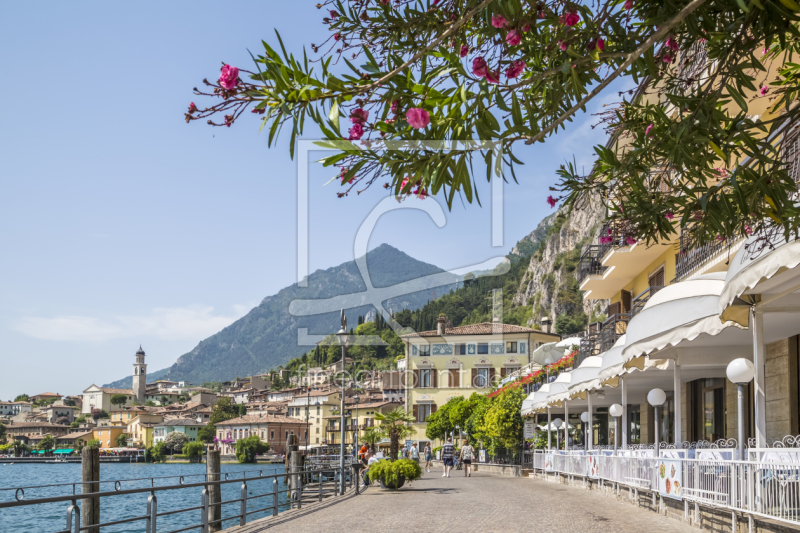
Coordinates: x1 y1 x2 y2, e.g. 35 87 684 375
67 502 80 533
240 481 247 526
273 478 279 517
206 449 221 533
81 446 100 533
319 473 323 502
150 493 157 533
200 489 208 533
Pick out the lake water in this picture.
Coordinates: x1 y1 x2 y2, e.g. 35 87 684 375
0 462 289 533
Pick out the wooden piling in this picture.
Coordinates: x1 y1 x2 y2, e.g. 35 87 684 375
81 446 100 533
207 449 221 532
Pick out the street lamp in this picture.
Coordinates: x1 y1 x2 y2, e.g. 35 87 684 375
336 310 349 494
580 412 590 450
609 404 623 455
726 358 755 459
647 388 666 452
552 418 563 449
305 387 311 450
352 394 359 458
544 358 553 383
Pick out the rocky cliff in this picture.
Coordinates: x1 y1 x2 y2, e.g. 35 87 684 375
512 194 609 334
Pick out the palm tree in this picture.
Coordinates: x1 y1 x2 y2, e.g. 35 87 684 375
39 435 56 455
12 440 28 457
361 427 382 453
374 407 416 460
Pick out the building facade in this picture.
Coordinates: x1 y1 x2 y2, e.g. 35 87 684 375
402 317 560 442
215 414 306 455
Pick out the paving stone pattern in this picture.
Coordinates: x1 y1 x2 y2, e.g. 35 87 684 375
225 469 698 533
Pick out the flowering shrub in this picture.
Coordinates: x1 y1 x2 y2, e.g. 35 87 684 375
368 458 422 487
186 0 800 243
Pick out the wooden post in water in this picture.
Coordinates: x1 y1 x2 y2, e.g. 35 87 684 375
206 449 221 532
286 435 302 506
81 446 100 533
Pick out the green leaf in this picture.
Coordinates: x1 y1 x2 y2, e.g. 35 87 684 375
329 100 340 124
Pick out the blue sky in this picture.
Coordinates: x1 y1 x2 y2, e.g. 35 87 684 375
0 1 628 398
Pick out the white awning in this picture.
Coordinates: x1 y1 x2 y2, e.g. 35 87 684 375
719 233 800 327
562 355 604 401
556 337 582 349
621 273 746 363
521 383 550 416
528 371 574 413
597 334 669 386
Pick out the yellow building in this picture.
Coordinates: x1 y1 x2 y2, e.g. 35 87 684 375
108 406 152 427
402 317 559 444
323 400 403 449
286 388 343 448
90 426 127 449
126 414 164 448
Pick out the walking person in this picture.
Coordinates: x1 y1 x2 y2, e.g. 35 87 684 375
424 443 432 473
459 439 475 477
410 442 419 465
441 437 455 477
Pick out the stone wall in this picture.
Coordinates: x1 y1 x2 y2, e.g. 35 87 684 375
765 337 799 441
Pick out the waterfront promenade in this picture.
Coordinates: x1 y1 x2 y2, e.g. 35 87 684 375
224 471 697 533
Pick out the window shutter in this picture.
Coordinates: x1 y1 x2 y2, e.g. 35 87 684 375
430 403 437 414
431 370 438 388
606 301 621 317
621 290 632 313
489 367 496 386
472 368 477 387
413 369 419 388
454 370 460 388
412 404 419 422
500 367 507 378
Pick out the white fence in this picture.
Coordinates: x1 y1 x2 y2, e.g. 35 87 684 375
530 449 800 527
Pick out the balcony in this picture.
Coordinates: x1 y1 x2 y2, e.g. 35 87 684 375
575 313 629 366
578 219 674 300
630 286 664 316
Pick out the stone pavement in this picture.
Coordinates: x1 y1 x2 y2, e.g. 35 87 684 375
224 468 697 533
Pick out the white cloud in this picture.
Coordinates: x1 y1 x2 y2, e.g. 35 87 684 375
13 305 250 342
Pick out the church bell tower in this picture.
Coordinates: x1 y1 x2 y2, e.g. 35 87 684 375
132 345 147 403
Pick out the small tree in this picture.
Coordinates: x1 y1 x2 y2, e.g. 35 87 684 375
361 427 381 453
183 441 205 457
145 400 156 407
12 440 28 457
86 439 101 448
13 394 29 402
210 398 239 425
91 408 109 420
237 404 247 417
116 434 128 447
160 396 170 406
146 441 168 462
235 435 269 463
198 424 216 444
0 423 6 444
38 435 55 454
375 407 416 461
163 431 190 454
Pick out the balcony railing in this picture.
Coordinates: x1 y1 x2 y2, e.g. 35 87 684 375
674 229 728 282
630 286 665 317
577 220 638 284
575 313 630 366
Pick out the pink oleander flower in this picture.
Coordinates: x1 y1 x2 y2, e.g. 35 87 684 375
599 236 613 244
330 10 339 17
406 108 431 129
491 14 509 28
665 211 674 220
401 177 410 191
348 123 364 140
486 69 500 84
596 38 605 51
645 123 654 137
460 44 469 57
715 167 729 178
558 40 568 51
224 114 233 127
334 33 341 41
522 23 531 32
744 224 753 235
413 187 428 199
716 234 724 242
663 54 673 63
564 11 580 26
547 196 557 208
340 167 349 184
625 0 633 9
505 60 526 79
433 0 439 4
219 64 239 90
760 86 769 96
472 56 488 77
666 36 679 51
350 108 369 124
625 236 637 245
506 29 522 46
188 102 198 113
538 10 546 18
391 100 399 114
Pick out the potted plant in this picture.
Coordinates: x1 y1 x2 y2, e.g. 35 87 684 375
368 459 422 490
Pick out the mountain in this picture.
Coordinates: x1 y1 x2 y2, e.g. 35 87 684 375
104 244 458 388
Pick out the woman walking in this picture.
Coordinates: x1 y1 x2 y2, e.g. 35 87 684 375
459 439 475 477
423 443 432 473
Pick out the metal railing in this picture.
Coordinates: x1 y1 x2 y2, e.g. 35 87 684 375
530 448 800 528
630 286 664 317
0 464 357 533
577 245 609 285
674 227 728 282
575 313 629 366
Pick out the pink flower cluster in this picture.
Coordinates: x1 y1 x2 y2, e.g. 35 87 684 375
560 10 580 26
400 177 428 199
491 14 508 28
406 108 431 129
506 29 522 46
219 64 239 90
348 108 369 140
546 196 557 208
506 60 526 79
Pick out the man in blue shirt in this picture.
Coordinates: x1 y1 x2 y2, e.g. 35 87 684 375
441 437 455 477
